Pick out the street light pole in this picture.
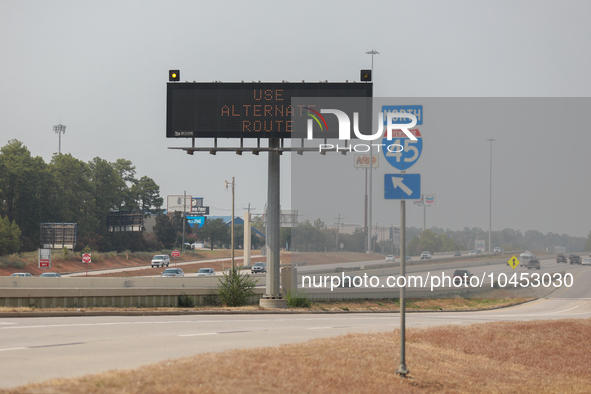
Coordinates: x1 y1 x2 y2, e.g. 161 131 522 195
487 139 495 253
366 49 379 254
53 124 66 154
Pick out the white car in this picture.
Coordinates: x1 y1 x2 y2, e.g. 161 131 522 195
582 258 591 266
468 250 477 256
493 247 502 253
151 255 170 268
385 255 394 262
196 268 216 276
420 251 431 259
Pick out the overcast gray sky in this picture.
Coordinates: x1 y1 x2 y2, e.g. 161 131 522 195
1 1 590 236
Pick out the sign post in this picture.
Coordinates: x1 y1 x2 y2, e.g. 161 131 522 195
82 253 91 277
172 250 180 267
382 105 425 378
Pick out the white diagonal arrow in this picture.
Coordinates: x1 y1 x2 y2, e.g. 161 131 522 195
391 176 412 195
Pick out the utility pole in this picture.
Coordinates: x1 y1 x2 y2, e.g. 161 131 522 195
335 214 344 252
182 191 186 249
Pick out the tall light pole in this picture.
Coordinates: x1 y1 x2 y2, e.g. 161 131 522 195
53 124 66 154
366 49 379 253
487 139 495 253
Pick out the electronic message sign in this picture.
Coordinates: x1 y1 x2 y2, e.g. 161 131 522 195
166 82 372 139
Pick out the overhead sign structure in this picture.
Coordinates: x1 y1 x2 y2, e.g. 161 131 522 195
382 128 423 171
166 82 372 139
384 174 421 200
354 154 379 168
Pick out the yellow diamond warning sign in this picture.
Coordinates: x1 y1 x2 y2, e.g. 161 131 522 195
508 255 520 269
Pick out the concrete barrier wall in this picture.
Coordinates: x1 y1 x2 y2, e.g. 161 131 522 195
0 276 265 308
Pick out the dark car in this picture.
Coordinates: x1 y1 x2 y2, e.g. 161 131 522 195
556 254 567 263
526 259 541 270
569 255 581 265
453 251 461 257
453 269 473 285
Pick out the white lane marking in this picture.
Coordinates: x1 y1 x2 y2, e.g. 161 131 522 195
549 306 580 314
307 327 334 330
178 333 218 337
0 322 17 325
0 347 28 352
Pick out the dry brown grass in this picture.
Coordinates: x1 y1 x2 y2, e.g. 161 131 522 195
0 298 531 315
3 319 590 393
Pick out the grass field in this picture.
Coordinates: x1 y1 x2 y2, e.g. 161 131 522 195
3 318 590 393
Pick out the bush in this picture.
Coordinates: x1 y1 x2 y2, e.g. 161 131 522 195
178 293 195 308
217 268 257 307
286 290 311 308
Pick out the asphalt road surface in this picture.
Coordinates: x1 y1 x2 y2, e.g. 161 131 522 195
1 266 590 389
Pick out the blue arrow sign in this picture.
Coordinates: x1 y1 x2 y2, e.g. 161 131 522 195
384 174 421 200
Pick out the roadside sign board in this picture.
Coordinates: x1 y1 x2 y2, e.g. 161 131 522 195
382 105 423 126
425 194 436 205
384 174 421 200
171 250 180 257
354 154 379 168
508 255 520 269
38 248 51 269
82 253 91 263
191 206 210 215
382 129 423 171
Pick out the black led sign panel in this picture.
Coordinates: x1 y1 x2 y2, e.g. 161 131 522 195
166 82 372 138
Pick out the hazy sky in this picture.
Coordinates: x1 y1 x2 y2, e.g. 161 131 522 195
1 1 590 236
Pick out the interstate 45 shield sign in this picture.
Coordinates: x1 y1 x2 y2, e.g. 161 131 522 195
382 129 422 171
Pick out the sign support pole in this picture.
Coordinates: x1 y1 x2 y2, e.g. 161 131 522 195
260 138 286 308
396 199 409 376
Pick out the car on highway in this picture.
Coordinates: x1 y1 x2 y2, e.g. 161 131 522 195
556 254 567 263
420 251 431 259
251 262 266 274
476 250 483 255
11 273 33 277
453 269 473 285
151 255 170 268
339 275 355 288
468 250 477 256
385 255 394 262
493 247 502 253
569 254 581 265
526 259 541 270
39 272 61 277
582 258 591 266
454 251 461 257
161 268 184 277
405 256 412 262
196 268 215 276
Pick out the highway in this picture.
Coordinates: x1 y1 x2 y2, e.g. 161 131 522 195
1 264 590 389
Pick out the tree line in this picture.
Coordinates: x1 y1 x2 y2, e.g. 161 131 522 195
0 140 163 253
